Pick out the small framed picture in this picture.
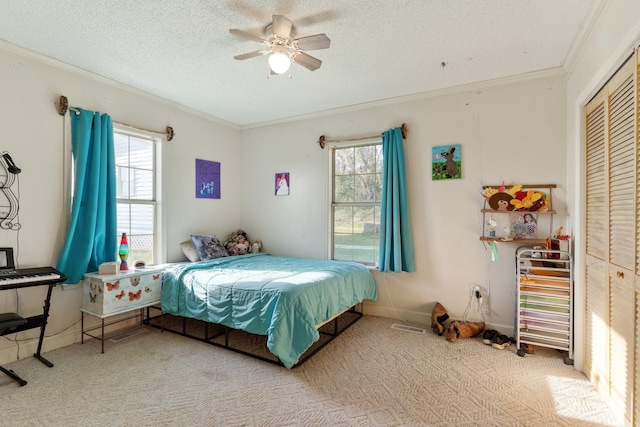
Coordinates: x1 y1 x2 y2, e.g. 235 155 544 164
432 144 461 180
275 172 290 196
510 213 537 239
195 159 220 199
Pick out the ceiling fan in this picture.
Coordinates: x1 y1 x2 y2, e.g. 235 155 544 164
229 15 331 75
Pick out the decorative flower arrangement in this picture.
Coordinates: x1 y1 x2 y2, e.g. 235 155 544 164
482 182 550 212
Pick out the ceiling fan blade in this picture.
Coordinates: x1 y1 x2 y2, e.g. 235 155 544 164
229 29 268 44
272 15 293 39
294 34 331 50
233 50 269 60
292 52 322 71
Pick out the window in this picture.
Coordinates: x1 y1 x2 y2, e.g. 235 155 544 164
331 143 383 266
114 128 160 265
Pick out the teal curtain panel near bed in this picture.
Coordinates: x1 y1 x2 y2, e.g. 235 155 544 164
57 108 117 284
378 126 415 273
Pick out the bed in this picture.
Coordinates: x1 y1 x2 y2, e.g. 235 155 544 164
159 253 378 368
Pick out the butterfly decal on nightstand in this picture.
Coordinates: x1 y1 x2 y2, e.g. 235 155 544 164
106 280 120 291
89 282 103 293
144 286 151 293
153 274 160 280
128 290 142 301
89 292 97 303
130 277 141 287
114 290 125 300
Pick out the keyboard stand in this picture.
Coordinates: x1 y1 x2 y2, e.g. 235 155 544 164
0 267 67 384
33 283 55 367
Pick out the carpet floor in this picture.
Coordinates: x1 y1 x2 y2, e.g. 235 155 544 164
0 315 621 426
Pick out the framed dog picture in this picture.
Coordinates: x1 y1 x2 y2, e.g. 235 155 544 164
432 144 461 180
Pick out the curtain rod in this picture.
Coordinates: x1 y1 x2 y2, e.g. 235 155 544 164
56 95 175 141
317 123 407 149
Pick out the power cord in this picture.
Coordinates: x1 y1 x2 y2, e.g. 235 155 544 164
463 283 488 322
382 274 410 323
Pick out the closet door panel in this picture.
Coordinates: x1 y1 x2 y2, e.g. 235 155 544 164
609 266 634 424
607 66 636 270
586 94 607 261
585 254 609 397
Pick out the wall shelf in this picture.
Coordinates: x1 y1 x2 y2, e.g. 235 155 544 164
480 184 556 243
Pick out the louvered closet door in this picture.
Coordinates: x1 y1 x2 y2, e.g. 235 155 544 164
585 89 609 396
607 57 636 426
585 54 637 425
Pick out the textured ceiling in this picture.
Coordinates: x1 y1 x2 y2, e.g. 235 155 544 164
0 1 596 126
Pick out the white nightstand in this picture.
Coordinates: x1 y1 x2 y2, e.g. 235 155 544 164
81 267 164 353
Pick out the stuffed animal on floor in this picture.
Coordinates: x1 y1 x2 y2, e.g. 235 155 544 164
431 302 450 336
445 320 486 343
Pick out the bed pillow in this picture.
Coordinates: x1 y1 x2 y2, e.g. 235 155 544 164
190 234 229 260
180 240 200 262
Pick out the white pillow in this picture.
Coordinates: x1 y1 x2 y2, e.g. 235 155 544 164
180 240 200 262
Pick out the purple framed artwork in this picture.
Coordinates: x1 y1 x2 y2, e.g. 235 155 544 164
275 172 290 196
196 159 220 199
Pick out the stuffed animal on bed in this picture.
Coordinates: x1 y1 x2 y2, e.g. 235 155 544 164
224 229 256 256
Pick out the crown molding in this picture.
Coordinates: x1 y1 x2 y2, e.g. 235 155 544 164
0 40 240 130
240 67 567 130
563 0 610 75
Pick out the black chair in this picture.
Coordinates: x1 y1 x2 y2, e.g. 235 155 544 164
0 313 28 386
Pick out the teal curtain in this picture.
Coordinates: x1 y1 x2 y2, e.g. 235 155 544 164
378 126 415 272
57 108 117 283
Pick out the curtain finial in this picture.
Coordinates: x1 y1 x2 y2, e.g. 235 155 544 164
57 96 68 116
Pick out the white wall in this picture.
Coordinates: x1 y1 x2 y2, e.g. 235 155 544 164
0 44 243 364
566 0 640 371
241 73 568 331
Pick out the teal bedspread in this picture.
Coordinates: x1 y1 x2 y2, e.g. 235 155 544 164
161 253 378 368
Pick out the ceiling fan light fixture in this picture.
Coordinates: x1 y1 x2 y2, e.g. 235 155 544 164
268 51 291 74
230 15 329 74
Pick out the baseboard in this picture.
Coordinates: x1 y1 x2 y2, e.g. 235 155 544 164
363 303 514 336
0 328 78 365
364 304 429 326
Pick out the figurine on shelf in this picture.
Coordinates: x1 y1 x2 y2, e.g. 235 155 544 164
503 225 513 241
487 216 497 237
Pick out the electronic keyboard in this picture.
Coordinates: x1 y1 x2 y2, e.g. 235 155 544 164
0 266 66 290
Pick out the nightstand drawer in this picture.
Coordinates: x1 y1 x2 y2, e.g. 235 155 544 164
83 268 163 316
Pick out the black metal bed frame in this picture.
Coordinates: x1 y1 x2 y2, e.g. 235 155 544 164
144 303 364 368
